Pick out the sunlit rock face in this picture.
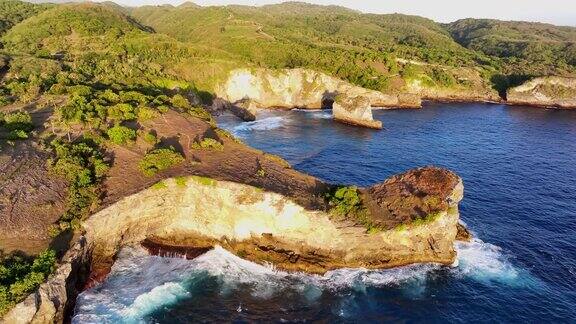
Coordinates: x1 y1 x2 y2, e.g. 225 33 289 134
332 95 383 129
84 170 464 275
216 68 421 110
507 76 576 108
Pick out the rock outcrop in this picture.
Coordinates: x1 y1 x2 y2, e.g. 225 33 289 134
332 95 382 129
2 238 91 324
507 76 576 108
404 68 501 103
229 98 259 121
84 166 464 275
216 68 422 110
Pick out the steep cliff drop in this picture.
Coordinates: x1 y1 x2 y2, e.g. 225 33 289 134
214 68 421 128
507 76 576 109
332 95 383 129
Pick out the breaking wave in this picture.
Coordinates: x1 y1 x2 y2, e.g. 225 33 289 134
231 116 285 135
73 238 535 323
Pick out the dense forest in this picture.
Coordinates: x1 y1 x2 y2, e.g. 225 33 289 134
0 0 575 313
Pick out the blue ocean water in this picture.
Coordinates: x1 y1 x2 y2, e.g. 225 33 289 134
73 103 576 322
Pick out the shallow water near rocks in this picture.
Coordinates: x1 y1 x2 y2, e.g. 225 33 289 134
74 103 576 322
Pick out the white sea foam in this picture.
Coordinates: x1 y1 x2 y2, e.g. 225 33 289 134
454 239 535 287
232 116 285 134
292 108 333 120
74 239 534 322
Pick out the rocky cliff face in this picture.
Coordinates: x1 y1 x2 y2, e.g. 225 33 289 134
2 238 91 324
84 166 464 275
507 77 576 108
332 95 382 129
215 68 422 111
404 68 501 103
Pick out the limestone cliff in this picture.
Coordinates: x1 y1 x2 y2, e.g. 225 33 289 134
403 66 501 103
507 76 576 108
215 68 421 111
2 238 90 324
3 167 466 323
332 95 382 129
84 166 463 275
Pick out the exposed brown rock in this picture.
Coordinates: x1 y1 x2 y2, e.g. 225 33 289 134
364 166 463 230
102 110 329 211
0 141 68 254
229 98 260 121
456 223 473 242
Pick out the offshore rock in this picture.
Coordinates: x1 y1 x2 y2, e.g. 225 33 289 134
507 76 576 108
332 95 382 129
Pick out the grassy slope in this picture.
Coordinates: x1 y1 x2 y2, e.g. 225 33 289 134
0 0 52 35
447 18 576 77
129 2 498 94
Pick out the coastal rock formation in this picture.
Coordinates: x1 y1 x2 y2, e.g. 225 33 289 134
404 67 501 103
332 95 382 129
229 98 259 121
507 76 576 108
3 238 91 324
216 68 422 110
84 166 464 275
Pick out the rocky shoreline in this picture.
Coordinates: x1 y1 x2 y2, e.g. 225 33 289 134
213 68 575 129
1 66 573 323
3 166 469 322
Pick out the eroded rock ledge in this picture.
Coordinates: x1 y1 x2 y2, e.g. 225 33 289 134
5 166 467 323
85 166 464 275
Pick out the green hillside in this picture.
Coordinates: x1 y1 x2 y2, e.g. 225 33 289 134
447 18 576 76
0 0 51 35
0 0 574 105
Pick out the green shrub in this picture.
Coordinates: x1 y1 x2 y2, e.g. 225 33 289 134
108 103 136 121
7 129 29 140
187 106 213 122
256 168 266 177
170 94 190 109
191 138 223 151
47 139 109 235
141 131 158 144
192 176 217 186
151 181 167 190
326 186 362 217
215 128 242 144
136 106 159 121
325 185 378 231
106 125 136 145
2 111 33 135
175 176 187 187
0 249 56 316
139 147 185 176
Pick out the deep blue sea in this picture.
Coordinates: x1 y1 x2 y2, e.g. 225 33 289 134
73 103 576 323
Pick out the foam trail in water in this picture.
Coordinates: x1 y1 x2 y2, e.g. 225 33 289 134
455 239 538 287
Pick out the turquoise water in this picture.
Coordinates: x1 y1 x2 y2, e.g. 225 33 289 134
73 103 576 322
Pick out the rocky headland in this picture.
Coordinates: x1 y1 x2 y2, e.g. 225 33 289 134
507 76 576 109
0 100 470 322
